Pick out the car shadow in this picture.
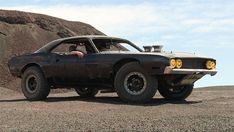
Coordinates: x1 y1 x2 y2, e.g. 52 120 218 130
0 98 27 102
0 96 202 106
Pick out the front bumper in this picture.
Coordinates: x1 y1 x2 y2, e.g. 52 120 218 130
164 66 217 76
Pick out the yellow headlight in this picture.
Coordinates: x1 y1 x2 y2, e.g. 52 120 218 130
170 59 176 68
176 59 183 69
206 60 216 70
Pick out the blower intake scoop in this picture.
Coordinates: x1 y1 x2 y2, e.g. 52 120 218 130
152 45 163 52
143 46 153 52
143 45 163 52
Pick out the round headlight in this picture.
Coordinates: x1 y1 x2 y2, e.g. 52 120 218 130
170 59 176 68
206 60 216 70
212 61 215 69
176 59 183 69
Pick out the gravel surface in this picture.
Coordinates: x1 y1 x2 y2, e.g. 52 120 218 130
0 86 234 131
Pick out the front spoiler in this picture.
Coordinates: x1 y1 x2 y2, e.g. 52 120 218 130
164 66 217 76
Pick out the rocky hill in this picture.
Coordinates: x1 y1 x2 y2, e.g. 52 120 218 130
0 9 104 91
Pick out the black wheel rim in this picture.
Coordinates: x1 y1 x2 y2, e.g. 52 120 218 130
124 72 147 95
26 74 38 93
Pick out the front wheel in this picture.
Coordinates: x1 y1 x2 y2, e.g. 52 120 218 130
114 62 158 103
158 82 193 100
75 87 98 98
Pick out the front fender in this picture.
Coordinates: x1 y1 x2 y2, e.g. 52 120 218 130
139 56 170 75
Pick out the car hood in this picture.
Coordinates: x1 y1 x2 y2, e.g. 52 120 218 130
100 51 213 59
148 52 212 59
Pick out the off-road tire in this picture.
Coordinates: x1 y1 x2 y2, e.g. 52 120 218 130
114 62 158 103
75 88 98 98
158 83 193 100
21 66 50 101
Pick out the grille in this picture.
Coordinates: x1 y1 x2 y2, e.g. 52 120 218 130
181 58 207 69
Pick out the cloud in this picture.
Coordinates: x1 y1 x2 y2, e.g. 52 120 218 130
1 1 234 48
1 4 166 33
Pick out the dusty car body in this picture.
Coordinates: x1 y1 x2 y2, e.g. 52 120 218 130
8 35 217 103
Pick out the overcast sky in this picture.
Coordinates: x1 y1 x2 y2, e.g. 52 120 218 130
1 0 234 87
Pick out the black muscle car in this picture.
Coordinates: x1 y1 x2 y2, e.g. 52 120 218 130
8 35 217 103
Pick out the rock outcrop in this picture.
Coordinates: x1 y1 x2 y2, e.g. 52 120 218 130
0 9 104 91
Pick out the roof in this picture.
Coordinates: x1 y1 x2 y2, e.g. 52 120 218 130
55 35 128 42
35 35 130 53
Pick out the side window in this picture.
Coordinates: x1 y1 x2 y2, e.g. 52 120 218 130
116 43 139 52
93 39 129 52
51 43 73 53
93 39 112 52
76 43 87 54
76 40 96 54
51 39 96 54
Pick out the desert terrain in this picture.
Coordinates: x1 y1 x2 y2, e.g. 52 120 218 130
0 86 233 131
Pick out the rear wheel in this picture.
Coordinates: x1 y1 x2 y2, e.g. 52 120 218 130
114 62 158 103
158 82 193 100
21 66 50 101
75 87 98 98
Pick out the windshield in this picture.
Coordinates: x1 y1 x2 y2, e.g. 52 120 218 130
92 39 141 52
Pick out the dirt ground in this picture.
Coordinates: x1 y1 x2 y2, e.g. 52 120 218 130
0 86 234 131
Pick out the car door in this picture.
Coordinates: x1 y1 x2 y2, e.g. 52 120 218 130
47 53 85 84
44 39 88 85
60 54 86 83
84 53 113 83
